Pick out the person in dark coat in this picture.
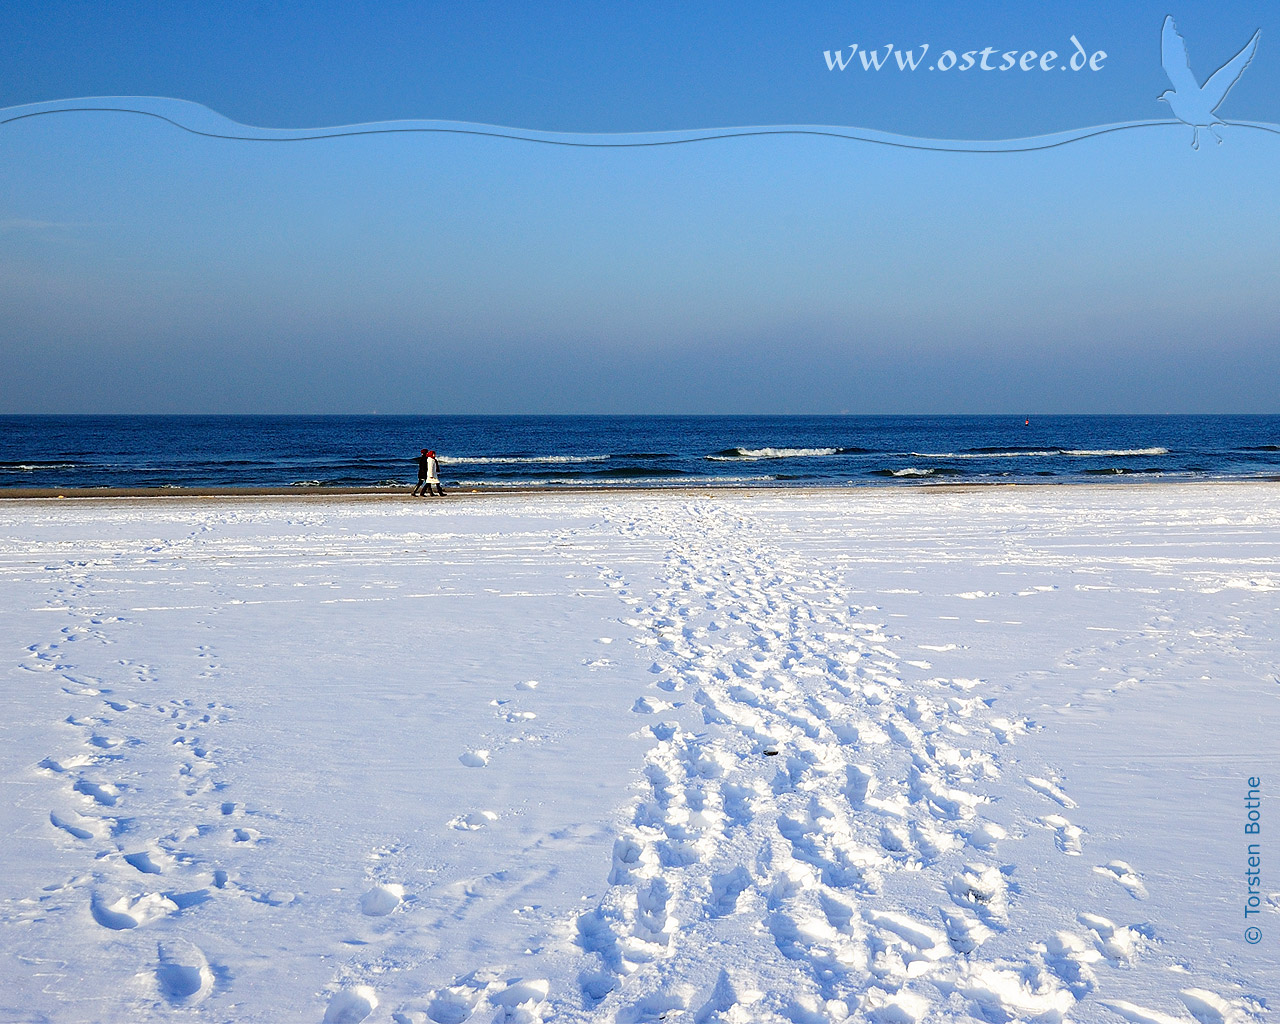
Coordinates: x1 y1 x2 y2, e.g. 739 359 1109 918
412 449 445 496
412 449 433 496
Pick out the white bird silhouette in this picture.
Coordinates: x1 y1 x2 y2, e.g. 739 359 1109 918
1159 15 1260 149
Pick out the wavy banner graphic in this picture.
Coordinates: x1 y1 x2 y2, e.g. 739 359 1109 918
3 96 1278 155
2 18 1275 155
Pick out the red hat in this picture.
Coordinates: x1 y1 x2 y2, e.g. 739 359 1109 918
421 449 428 454
427 451 435 456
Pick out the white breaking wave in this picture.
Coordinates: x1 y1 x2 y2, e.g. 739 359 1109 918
1062 448 1169 457
909 451 1063 459
2 462 78 471
455 475 777 488
440 455 609 465
907 448 1169 460
708 447 842 461
891 467 935 477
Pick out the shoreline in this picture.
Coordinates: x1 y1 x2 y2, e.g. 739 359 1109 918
1 476 1278 503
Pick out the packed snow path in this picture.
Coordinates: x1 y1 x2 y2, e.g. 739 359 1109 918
0 488 1275 1023
577 497 1271 1023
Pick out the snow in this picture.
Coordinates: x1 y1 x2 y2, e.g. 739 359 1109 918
0 485 1276 1023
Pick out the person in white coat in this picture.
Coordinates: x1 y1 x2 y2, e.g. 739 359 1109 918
412 448 444 496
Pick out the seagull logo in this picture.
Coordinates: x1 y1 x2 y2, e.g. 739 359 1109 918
1159 15 1261 148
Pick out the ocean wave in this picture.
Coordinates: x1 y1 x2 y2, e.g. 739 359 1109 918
906 447 1168 459
708 447 861 461
465 466 686 481
909 450 1062 459
0 461 78 471
455 474 778 488
870 467 961 478
1063 448 1168 457
591 467 688 478
1082 466 1166 476
683 475 778 484
440 455 609 465
966 445 1061 454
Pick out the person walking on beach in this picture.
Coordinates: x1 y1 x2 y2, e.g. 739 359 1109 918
412 449 431 496
424 450 444 496
412 449 445 496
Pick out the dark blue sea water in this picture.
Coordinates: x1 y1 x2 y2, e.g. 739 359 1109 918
3 415 1280 491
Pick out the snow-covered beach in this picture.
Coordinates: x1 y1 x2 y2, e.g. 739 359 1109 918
1 484 1276 1024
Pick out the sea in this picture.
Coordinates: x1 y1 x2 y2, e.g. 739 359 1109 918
3 415 1280 491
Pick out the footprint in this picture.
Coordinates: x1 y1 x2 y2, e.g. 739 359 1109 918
248 887 296 907
1093 860 1148 899
424 984 483 1024
966 820 1007 851
89 891 177 930
1027 776 1077 808
842 765 876 807
1079 913 1154 964
489 978 549 1014
359 884 404 917
1180 988 1248 1024
50 810 100 840
1038 930 1100 997
1038 814 1084 855
73 779 121 806
864 908 950 961
631 696 674 714
956 964 1075 1022
1101 1000 1189 1024
38 754 95 774
945 863 1009 928
940 908 993 954
694 970 756 1023
988 717 1029 744
123 850 166 875
155 940 213 1004
448 811 498 831
635 877 674 943
324 986 378 1024
864 987 930 1024
708 866 753 917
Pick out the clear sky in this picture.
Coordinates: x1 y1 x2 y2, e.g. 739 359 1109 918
1 1 1278 413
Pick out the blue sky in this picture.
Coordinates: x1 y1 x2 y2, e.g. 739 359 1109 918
1 1 1278 413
